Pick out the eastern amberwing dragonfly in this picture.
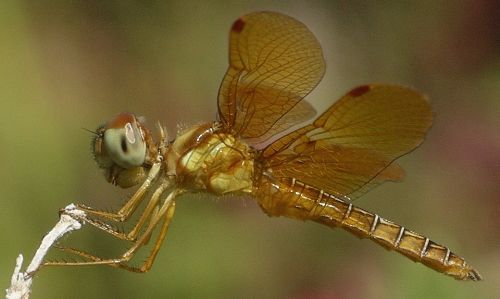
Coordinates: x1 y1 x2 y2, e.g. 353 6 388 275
44 11 481 281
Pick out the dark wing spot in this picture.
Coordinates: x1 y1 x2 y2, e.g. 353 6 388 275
348 85 372 97
231 18 245 33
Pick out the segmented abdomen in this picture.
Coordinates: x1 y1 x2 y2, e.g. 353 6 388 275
255 177 481 281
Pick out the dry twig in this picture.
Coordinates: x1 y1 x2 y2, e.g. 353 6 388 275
5 204 86 299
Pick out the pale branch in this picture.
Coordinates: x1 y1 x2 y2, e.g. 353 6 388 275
5 204 86 299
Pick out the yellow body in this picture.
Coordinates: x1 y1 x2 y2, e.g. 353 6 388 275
167 123 255 194
162 123 481 281
256 177 481 281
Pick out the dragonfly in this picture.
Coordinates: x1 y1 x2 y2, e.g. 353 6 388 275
44 11 481 281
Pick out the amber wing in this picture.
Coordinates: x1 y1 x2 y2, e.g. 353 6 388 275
254 85 483 281
218 11 325 143
262 84 433 199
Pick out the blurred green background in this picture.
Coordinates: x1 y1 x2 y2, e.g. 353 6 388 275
1 1 499 298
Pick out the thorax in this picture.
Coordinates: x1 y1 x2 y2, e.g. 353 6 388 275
165 123 255 194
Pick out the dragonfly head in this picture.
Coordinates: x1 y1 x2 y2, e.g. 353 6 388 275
92 113 151 187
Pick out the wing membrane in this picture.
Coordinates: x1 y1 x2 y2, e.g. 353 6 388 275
262 84 433 199
218 11 325 141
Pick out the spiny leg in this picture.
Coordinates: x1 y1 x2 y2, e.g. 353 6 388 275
49 180 170 268
115 198 175 273
72 179 171 242
77 162 162 222
53 200 175 272
43 189 183 269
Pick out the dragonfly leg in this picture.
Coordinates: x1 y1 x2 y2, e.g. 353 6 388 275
75 162 162 222
67 179 171 242
43 189 181 271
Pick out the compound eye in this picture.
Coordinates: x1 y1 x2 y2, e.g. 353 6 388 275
103 113 146 169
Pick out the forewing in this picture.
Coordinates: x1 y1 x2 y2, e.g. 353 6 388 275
263 84 433 199
217 11 325 141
